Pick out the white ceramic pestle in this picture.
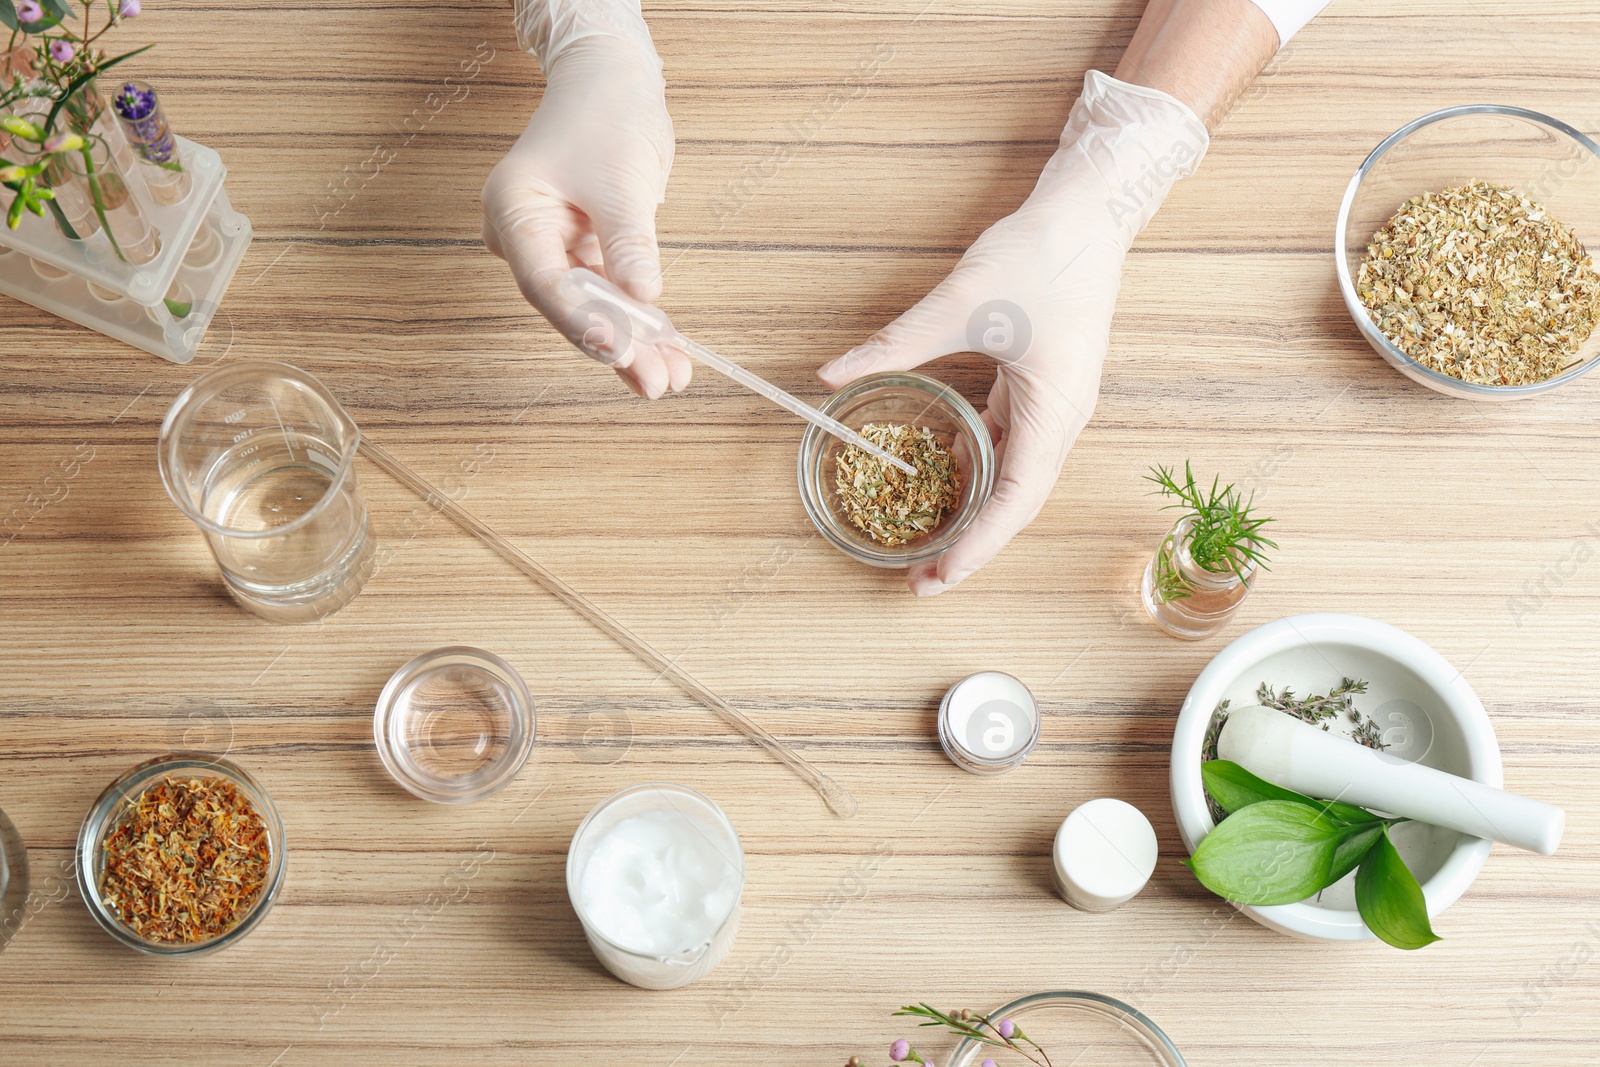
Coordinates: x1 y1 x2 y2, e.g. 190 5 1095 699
1218 704 1564 856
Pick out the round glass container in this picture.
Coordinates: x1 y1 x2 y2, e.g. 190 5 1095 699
1335 106 1600 400
937 671 1040 774
0 805 29 953
566 783 744 990
798 372 994 568
76 753 286 957
946 991 1186 1067
374 646 536 803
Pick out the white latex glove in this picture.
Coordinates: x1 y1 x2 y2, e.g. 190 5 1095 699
482 0 689 399
818 71 1208 596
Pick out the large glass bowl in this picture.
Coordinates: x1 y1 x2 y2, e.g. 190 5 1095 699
76 753 286 957
797 372 994 568
945 991 1186 1066
1334 106 1600 400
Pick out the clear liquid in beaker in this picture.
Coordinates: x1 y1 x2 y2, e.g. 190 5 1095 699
197 432 372 619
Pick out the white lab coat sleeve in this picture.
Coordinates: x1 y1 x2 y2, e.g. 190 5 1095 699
1246 0 1332 48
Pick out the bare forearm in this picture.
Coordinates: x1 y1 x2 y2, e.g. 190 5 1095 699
1114 0 1279 130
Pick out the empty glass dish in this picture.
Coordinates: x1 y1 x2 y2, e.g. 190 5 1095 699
373 646 537 803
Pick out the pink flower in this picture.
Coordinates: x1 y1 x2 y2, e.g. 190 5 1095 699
119 0 141 16
47 39 75 63
16 0 43 22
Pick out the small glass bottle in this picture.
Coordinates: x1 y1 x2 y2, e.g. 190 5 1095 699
110 79 191 205
1139 516 1257 640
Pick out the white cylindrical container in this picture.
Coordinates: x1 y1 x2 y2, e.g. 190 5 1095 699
567 783 744 990
1052 798 1158 912
937 671 1041 774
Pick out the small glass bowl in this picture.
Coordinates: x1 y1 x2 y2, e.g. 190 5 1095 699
374 646 536 804
76 753 287 957
797 371 994 568
1335 105 1600 400
946 991 1186 1066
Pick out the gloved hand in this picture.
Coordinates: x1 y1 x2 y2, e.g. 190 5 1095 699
818 71 1208 596
482 0 690 399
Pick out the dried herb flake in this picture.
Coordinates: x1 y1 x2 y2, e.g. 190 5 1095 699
834 423 961 547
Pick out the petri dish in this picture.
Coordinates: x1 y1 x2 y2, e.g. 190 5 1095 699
373 646 536 803
946 991 1186 1067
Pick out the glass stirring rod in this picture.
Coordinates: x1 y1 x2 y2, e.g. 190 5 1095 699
359 437 860 820
558 268 917 477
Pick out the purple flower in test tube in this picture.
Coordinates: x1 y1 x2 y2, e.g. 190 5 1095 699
47 39 74 63
15 0 43 22
889 1040 911 1062
119 0 141 16
112 81 179 165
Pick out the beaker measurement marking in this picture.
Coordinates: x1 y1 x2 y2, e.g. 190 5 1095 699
223 408 248 424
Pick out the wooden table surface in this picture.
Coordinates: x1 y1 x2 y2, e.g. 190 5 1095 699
4 1 1599 1064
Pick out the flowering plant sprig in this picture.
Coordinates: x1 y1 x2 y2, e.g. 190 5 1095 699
0 113 80 224
847 1005 1055 1067
2 0 153 237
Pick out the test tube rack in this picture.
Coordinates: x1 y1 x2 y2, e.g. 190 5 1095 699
0 136 251 364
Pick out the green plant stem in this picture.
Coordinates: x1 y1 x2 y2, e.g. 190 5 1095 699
77 139 121 260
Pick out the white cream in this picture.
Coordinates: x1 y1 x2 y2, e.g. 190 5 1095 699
577 809 741 956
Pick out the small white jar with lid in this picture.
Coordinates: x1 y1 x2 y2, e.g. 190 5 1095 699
1052 798 1159 912
937 671 1041 774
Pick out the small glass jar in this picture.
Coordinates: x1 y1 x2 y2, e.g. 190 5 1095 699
1140 516 1258 640
567 783 743 990
937 671 1040 774
798 371 994 568
76 753 286 957
373 646 537 804
0 805 30 954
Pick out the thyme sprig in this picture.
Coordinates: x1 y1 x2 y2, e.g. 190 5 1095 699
1146 462 1276 601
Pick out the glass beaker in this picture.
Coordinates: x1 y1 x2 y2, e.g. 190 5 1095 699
566 783 744 990
0 805 30 954
158 361 374 623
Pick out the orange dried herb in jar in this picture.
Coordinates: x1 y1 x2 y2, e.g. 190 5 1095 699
98 775 270 944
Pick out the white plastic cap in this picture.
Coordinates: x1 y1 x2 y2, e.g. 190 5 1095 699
1052 798 1159 912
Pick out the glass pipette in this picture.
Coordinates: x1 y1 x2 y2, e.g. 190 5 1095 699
359 437 859 819
558 268 917 477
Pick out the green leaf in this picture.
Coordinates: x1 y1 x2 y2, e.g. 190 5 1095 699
1202 759 1381 827
1185 800 1348 905
1326 821 1384 886
163 297 192 318
1355 827 1441 950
